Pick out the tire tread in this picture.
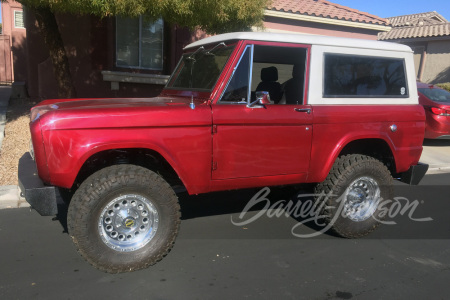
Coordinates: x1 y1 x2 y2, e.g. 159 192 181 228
67 165 181 273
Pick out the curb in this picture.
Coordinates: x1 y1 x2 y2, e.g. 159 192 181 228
426 166 450 175
423 162 450 174
0 185 29 210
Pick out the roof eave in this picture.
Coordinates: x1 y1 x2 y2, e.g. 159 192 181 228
379 35 450 43
265 10 391 32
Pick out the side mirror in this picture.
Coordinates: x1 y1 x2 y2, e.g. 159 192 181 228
256 91 271 104
248 91 271 108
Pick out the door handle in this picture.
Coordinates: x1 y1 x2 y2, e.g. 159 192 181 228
294 108 311 114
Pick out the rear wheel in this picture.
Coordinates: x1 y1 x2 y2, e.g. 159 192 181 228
67 165 180 273
314 154 393 238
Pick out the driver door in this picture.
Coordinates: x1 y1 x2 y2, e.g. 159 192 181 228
211 43 313 180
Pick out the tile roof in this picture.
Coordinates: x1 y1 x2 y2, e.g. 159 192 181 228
378 11 450 40
388 11 447 27
379 23 450 40
267 0 389 26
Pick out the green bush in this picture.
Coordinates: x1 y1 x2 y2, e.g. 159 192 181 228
436 83 450 92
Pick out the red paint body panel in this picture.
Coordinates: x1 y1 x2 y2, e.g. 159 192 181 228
211 104 312 180
307 105 425 183
34 97 213 194
30 120 51 183
34 101 424 194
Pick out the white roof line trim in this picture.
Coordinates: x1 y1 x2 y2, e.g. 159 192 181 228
184 32 412 53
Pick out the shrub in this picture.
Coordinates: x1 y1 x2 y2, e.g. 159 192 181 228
436 83 450 92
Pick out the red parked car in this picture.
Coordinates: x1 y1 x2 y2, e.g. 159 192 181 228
418 82 450 139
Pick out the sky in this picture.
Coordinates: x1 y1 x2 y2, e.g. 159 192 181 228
332 0 450 21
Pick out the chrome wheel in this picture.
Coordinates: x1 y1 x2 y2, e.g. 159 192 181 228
98 194 159 252
342 176 380 222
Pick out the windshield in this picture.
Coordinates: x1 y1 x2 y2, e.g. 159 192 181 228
419 87 450 103
166 44 235 91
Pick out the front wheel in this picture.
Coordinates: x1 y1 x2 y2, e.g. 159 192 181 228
314 155 393 238
67 165 180 273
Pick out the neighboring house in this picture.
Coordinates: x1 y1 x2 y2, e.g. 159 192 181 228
263 0 390 40
0 0 27 83
21 0 390 100
24 12 204 101
379 11 450 84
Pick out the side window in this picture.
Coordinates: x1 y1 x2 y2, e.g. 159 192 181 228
252 45 307 105
324 54 408 98
221 47 251 103
220 44 308 104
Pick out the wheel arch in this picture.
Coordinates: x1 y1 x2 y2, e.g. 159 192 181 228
72 148 187 193
339 138 396 174
308 136 398 183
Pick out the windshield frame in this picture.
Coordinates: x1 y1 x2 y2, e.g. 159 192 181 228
165 43 237 93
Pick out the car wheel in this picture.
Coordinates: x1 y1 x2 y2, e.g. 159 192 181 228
67 164 180 273
314 154 393 238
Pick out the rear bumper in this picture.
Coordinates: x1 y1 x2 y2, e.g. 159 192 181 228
400 163 429 185
18 152 58 216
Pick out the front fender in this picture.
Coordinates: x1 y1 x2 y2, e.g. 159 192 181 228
42 126 212 194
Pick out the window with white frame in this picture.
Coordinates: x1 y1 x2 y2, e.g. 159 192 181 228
14 10 25 29
324 54 408 98
116 16 164 70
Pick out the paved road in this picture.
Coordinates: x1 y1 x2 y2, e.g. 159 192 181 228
1 173 449 299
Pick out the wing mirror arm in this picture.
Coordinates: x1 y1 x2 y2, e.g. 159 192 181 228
247 91 271 108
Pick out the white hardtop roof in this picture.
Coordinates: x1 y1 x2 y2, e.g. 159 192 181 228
184 32 412 53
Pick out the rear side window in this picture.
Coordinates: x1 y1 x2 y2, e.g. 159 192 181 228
324 54 408 98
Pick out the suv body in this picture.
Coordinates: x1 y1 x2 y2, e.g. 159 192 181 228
19 32 428 273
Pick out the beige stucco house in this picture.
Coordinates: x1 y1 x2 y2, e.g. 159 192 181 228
378 11 450 84
262 0 391 40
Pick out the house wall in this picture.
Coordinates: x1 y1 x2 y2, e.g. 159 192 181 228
1 0 27 82
25 12 197 101
262 16 381 40
402 39 450 84
422 40 450 84
0 35 13 83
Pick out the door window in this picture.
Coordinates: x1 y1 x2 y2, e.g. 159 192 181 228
221 46 252 103
220 44 308 105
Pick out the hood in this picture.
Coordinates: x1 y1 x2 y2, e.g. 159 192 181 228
32 95 211 131
36 96 197 110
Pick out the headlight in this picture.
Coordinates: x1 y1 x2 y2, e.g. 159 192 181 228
30 104 59 122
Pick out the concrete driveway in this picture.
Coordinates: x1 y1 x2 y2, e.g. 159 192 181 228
421 139 450 173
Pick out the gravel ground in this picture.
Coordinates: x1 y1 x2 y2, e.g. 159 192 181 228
0 98 34 185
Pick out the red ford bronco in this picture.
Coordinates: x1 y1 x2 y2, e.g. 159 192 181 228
19 32 428 273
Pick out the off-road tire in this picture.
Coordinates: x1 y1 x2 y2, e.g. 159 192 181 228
67 164 180 273
314 154 393 238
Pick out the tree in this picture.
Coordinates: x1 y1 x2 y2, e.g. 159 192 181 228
0 23 2 34
16 0 269 98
